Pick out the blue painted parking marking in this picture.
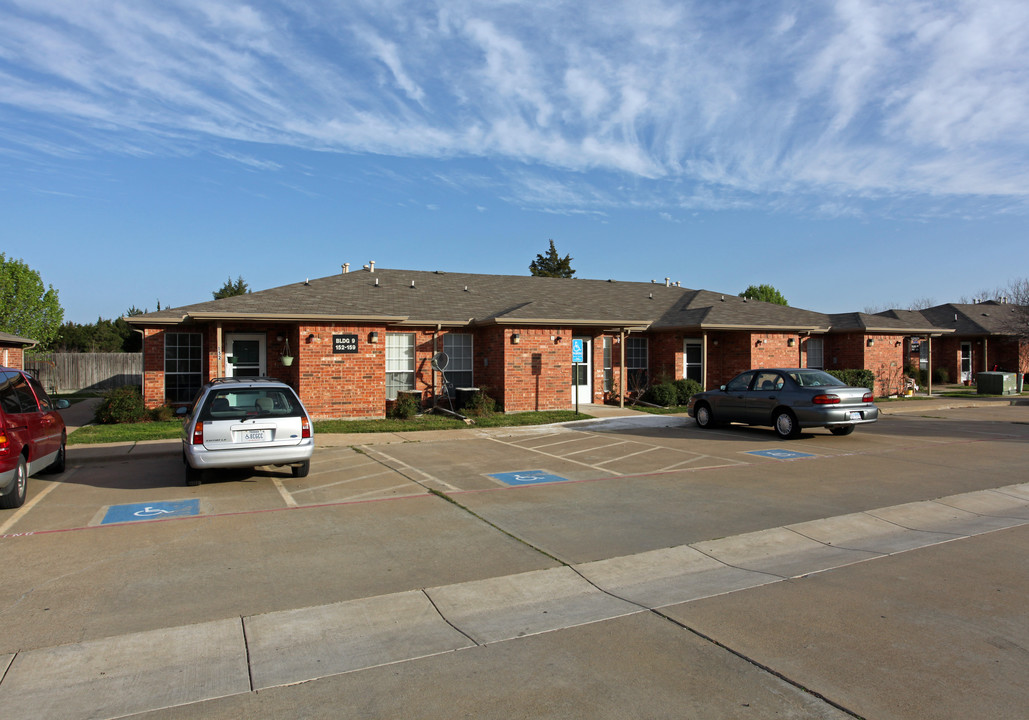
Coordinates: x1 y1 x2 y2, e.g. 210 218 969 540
102 499 201 525
747 449 815 460
490 470 572 486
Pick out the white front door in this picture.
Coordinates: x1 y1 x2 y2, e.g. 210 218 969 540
572 336 592 404
960 342 972 383
683 338 703 384
225 333 266 377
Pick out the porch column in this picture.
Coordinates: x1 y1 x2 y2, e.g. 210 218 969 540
927 335 933 396
619 328 626 409
701 332 708 391
216 322 223 380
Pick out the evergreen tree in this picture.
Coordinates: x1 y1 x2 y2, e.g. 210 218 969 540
529 240 576 278
213 275 250 299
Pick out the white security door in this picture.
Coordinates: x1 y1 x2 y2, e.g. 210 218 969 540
571 336 592 404
960 342 972 383
225 334 266 377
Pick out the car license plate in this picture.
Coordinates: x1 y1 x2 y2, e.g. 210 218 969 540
240 430 268 442
848 411 862 420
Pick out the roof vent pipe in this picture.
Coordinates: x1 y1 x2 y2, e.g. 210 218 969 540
374 277 379 287
369 260 375 272
665 278 670 287
410 280 415 288
342 263 350 274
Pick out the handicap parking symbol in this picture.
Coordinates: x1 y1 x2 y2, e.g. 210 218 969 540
102 499 201 525
490 470 572 486
746 449 815 461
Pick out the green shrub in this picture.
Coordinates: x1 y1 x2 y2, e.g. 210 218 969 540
151 405 176 422
642 381 678 406
94 387 150 424
826 369 875 390
463 389 497 417
389 392 420 420
673 378 702 405
933 367 950 384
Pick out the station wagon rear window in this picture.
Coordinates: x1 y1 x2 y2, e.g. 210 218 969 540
199 388 304 420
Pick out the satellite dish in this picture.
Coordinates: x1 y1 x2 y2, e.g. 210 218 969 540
431 352 449 372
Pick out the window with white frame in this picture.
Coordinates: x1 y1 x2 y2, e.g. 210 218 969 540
443 333 473 388
386 333 416 400
626 336 648 392
806 337 824 369
165 332 203 403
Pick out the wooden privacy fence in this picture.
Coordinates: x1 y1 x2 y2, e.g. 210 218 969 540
24 353 142 393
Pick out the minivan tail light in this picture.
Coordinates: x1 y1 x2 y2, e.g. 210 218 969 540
192 422 204 445
862 392 874 403
812 394 841 405
301 416 311 439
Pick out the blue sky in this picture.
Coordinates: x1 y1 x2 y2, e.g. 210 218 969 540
2 0 1027 324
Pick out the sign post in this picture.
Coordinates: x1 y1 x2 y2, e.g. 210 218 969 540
572 338 584 415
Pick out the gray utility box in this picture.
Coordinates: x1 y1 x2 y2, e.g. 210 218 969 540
976 372 1018 395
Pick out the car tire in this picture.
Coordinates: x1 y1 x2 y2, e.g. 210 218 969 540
184 458 202 487
830 425 855 436
47 434 67 474
694 402 715 429
1 456 28 510
773 409 800 439
291 460 310 478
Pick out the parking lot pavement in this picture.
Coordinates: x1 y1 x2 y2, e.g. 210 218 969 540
2 401 1028 719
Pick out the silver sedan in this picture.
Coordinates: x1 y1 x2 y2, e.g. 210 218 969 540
687 368 878 439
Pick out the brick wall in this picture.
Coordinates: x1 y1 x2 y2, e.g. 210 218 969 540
2 346 25 370
500 327 571 412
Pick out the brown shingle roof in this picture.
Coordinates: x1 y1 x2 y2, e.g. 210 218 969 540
127 267 943 334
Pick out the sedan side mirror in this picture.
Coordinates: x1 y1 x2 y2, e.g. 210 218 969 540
56 399 71 409
719 385 727 391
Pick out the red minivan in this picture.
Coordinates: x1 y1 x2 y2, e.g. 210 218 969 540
0 367 69 509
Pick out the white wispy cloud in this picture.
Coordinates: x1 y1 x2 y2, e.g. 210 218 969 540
0 0 1026 214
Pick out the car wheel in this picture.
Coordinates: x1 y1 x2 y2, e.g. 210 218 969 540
47 434 67 474
773 409 800 439
291 460 310 478
1 456 28 509
694 402 715 429
830 425 855 436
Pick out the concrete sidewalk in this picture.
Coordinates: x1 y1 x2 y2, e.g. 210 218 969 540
2 483 1026 720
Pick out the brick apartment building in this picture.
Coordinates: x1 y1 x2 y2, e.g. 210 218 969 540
125 265 959 419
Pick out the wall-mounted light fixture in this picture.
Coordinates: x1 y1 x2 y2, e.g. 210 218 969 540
788 338 796 347
895 340 902 347
712 339 719 347
512 333 521 344
867 338 875 347
305 333 315 344
553 335 562 344
755 338 763 347
369 331 379 344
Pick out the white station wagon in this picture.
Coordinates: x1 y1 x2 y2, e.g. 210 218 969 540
179 377 314 486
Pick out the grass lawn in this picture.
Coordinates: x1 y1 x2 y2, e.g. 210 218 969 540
67 410 593 445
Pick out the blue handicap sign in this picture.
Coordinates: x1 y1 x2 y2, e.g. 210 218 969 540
571 338 584 363
747 449 815 461
490 470 572 486
102 499 201 525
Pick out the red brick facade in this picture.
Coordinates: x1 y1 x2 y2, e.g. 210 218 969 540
139 321 916 417
1 346 25 370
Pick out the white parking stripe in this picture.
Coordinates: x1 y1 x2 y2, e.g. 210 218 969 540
0 471 71 535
